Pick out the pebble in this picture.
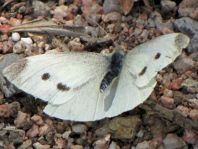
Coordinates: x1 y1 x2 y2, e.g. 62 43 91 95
102 12 122 23
189 109 198 120
11 32 20 42
21 37 33 45
103 0 121 14
108 141 120 149
107 116 141 139
136 141 150 149
176 105 190 117
178 0 198 20
52 5 69 20
174 17 198 52
13 41 24 53
70 144 83 149
62 130 71 139
0 56 20 97
18 139 32 149
68 38 84 51
163 133 187 149
39 124 51 136
14 111 31 129
160 96 174 109
181 78 198 94
161 0 176 13
31 115 44 126
32 0 50 17
33 142 50 149
26 124 39 138
72 124 87 134
163 89 173 97
182 129 198 145
173 54 195 73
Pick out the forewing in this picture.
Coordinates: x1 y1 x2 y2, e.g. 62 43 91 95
106 33 190 117
3 52 109 106
125 33 190 88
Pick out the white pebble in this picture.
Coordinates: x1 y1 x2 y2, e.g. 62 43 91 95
21 37 33 45
11 32 20 42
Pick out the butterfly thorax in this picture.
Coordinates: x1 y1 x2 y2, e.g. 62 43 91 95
100 49 125 92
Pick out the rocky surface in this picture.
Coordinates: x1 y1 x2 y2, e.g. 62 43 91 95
0 0 197 148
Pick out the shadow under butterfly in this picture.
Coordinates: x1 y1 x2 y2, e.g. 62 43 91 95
3 33 190 121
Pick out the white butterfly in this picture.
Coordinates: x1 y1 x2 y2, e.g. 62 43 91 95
3 33 189 121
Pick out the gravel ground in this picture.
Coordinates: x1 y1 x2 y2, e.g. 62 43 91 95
0 0 198 149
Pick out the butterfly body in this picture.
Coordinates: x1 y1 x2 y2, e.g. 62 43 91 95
3 33 190 121
100 48 125 92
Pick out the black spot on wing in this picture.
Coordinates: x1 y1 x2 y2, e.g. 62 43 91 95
57 83 70 91
41 73 50 80
138 66 147 76
155 52 161 59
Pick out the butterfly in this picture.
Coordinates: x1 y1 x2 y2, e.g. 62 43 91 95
3 33 190 121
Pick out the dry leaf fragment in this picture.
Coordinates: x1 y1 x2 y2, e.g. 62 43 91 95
120 0 134 15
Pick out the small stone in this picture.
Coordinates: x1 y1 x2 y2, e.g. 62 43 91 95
189 109 198 120
62 130 72 139
163 89 173 97
108 141 120 149
68 38 84 51
182 129 198 145
103 0 121 14
54 137 66 149
70 144 83 149
18 139 32 149
14 111 31 129
31 115 44 126
102 12 122 23
13 41 25 54
160 96 174 109
21 37 33 45
107 116 141 139
52 5 69 20
11 32 20 42
26 124 39 138
136 141 150 149
33 142 50 149
174 17 198 52
8 131 24 145
176 105 190 117
173 54 195 74
32 0 50 17
181 78 198 93
93 134 110 149
178 0 198 20
39 124 51 136
161 0 176 13
169 78 183 90
163 134 187 149
72 124 87 134
9 18 21 26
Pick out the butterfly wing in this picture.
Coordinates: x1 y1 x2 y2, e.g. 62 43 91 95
106 33 190 117
3 51 112 121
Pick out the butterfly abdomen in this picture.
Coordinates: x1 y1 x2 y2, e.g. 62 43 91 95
100 51 125 92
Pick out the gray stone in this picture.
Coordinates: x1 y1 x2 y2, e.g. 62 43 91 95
33 0 50 17
72 124 87 134
174 17 198 52
103 0 121 14
0 54 21 97
161 0 176 12
181 78 198 93
173 54 195 74
163 134 187 149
